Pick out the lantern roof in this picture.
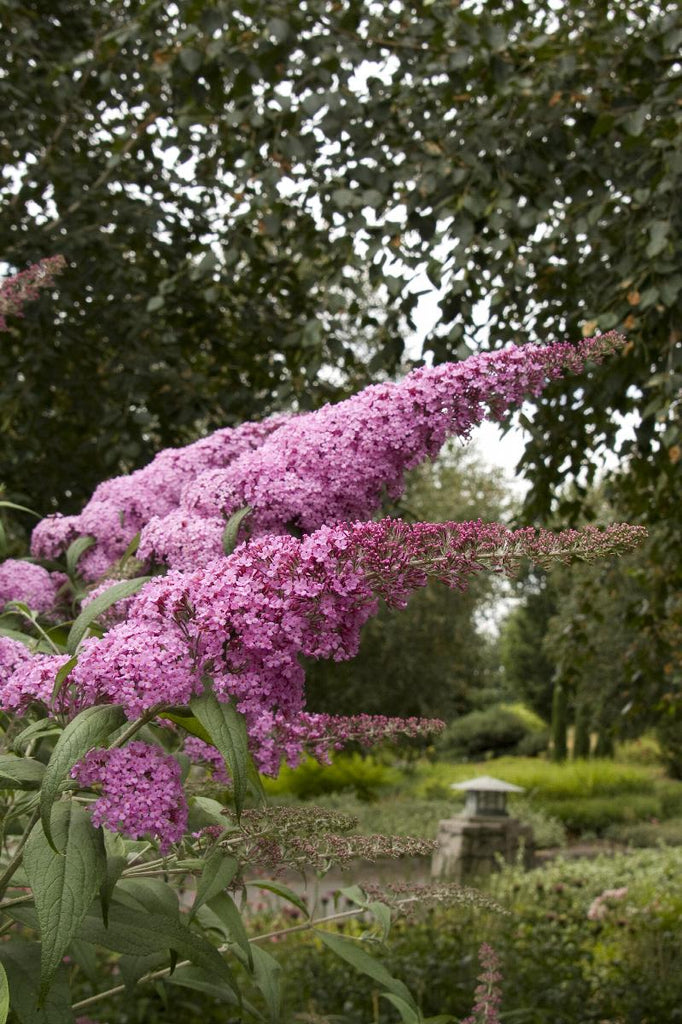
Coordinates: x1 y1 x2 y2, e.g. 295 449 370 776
450 775 525 794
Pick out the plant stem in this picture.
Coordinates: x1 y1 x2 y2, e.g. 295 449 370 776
109 703 168 749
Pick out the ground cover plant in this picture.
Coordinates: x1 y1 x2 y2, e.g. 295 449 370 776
266 846 682 1024
0 261 647 1022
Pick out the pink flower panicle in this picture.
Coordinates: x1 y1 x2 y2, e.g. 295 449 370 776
0 255 66 331
28 334 627 580
461 943 503 1024
72 741 187 852
184 714 445 778
0 559 68 616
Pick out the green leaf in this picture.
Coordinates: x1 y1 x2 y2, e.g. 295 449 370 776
316 931 418 1011
222 505 252 556
65 535 95 577
206 891 252 968
79 904 238 995
189 684 249 816
164 965 243 1009
179 47 202 73
100 829 127 927
23 801 106 1000
0 501 40 519
0 625 36 646
381 992 423 1024
250 945 282 1023
247 880 310 919
12 719 61 755
0 942 74 1024
0 961 8 1024
66 576 150 654
646 220 670 259
0 755 45 790
190 848 239 920
164 709 213 744
40 703 126 850
51 656 78 705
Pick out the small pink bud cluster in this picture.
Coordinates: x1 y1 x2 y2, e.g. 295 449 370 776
461 943 503 1024
586 886 628 921
0 255 66 331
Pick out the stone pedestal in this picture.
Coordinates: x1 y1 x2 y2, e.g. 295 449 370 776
431 815 534 882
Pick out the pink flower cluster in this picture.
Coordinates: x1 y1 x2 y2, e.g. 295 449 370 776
30 333 625 579
72 741 187 852
30 416 289 579
62 519 643 735
0 255 66 332
0 559 67 616
0 636 72 713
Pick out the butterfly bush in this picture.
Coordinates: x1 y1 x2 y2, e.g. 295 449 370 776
31 333 622 577
1 329 647 850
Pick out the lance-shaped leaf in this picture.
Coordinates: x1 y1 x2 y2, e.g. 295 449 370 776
250 945 282 1024
0 961 8 1024
24 801 106 1001
66 575 150 653
222 505 252 556
40 703 126 850
0 755 45 790
0 942 73 1024
246 880 310 919
65 535 95 577
206 891 252 969
189 684 249 816
78 904 238 996
164 708 213 744
317 931 418 1013
99 829 127 927
190 848 239 920
50 655 78 705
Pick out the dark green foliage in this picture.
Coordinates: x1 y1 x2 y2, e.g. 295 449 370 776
551 683 568 764
269 849 682 1024
573 703 592 760
435 704 542 761
2 0 681 524
499 572 558 720
657 708 682 779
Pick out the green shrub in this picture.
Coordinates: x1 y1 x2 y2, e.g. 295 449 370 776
263 752 401 801
435 704 543 760
606 817 682 848
270 848 682 1024
540 792 663 833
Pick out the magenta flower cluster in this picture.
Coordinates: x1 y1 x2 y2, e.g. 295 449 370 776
0 255 66 332
0 559 67 616
30 333 624 578
71 741 187 853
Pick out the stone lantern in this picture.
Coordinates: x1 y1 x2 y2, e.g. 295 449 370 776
431 775 534 881
452 775 525 818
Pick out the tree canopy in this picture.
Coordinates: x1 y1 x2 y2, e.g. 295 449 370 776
2 0 680 518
